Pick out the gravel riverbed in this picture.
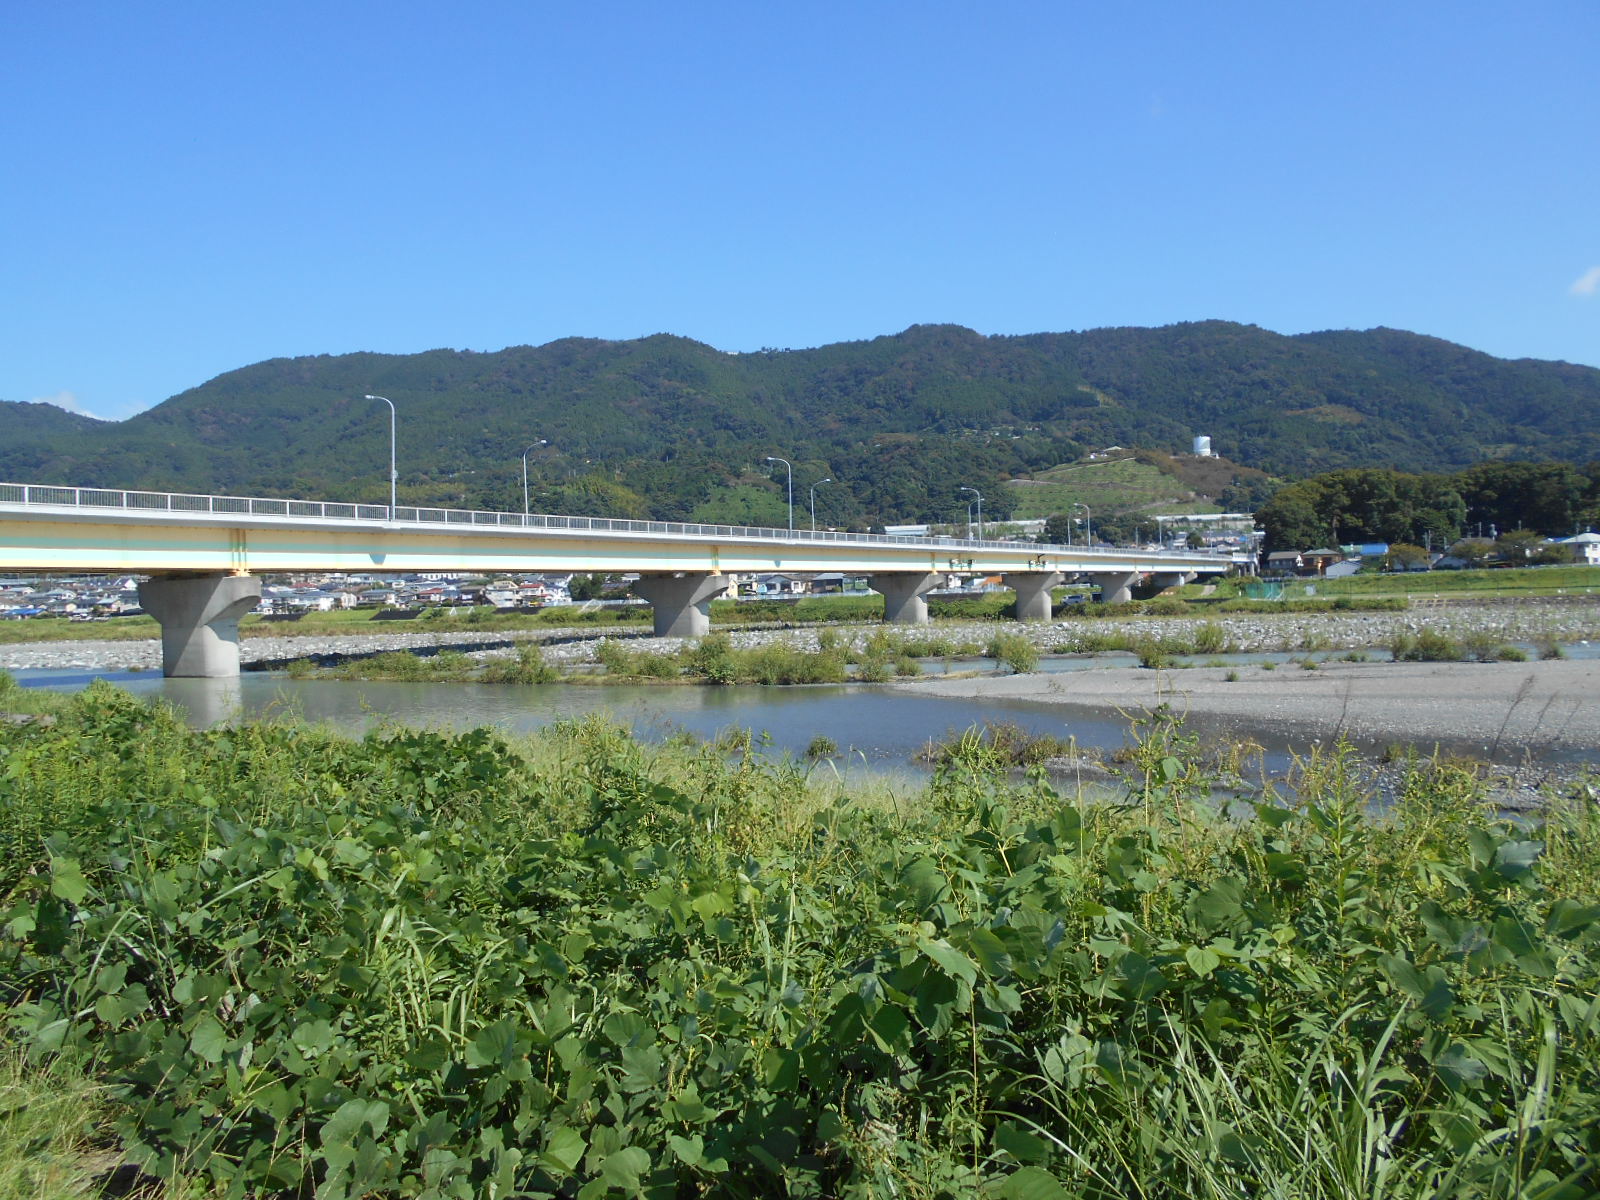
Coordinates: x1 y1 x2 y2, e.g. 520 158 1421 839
5 600 1600 675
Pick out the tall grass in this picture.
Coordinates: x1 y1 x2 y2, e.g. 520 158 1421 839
2 687 1597 1197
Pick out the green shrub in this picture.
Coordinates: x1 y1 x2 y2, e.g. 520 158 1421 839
480 643 560 684
1391 627 1462 662
805 734 838 758
854 656 893 682
595 638 679 677
986 631 1040 674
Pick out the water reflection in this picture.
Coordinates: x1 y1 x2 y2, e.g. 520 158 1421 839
19 668 1166 772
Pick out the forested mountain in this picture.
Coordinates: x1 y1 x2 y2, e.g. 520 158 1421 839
3 322 1597 527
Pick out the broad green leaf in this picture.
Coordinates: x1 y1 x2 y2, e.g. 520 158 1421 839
1433 1043 1488 1093
1185 945 1221 978
321 1098 390 1146
49 858 88 905
994 1123 1051 1164
1494 839 1543 883
540 1126 585 1174
1114 952 1168 1000
668 1134 703 1166
291 1019 336 1056
1545 899 1600 936
991 1165 1069 1199
960 927 1014 978
918 937 978 986
600 1146 651 1192
189 1016 227 1064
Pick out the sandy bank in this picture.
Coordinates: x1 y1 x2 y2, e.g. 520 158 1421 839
892 658 1600 760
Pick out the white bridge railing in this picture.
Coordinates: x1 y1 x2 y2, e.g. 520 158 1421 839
0 481 1235 563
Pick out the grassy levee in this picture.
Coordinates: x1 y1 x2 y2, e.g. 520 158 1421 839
3 688 1599 1197
1192 565 1600 603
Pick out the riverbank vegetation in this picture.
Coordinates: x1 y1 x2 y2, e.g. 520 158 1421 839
2 688 1597 1197
1193 566 1600 605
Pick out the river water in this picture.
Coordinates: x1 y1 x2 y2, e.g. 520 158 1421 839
12 665 1252 776
17 637 1599 775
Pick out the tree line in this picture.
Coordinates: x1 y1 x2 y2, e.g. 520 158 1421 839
1256 461 1600 552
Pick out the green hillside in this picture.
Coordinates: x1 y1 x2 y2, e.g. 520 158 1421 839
1008 455 1223 521
3 321 1597 527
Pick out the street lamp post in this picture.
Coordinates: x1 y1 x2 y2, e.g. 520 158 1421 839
363 395 397 517
1074 502 1092 548
521 440 548 516
960 487 983 540
766 456 794 532
809 478 831 532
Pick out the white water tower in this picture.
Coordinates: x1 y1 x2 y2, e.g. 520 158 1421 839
1192 435 1213 457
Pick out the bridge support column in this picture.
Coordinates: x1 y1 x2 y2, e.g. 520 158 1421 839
1148 571 1196 592
138 573 262 678
869 572 940 625
1088 572 1140 605
1002 571 1064 621
632 572 728 638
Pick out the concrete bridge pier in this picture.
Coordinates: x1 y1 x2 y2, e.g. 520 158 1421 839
1002 571 1064 621
632 572 729 638
138 573 262 678
1148 570 1197 592
1088 571 1140 605
869 572 941 625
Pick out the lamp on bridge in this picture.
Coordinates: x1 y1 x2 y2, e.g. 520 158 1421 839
522 440 548 516
960 486 983 540
363 395 398 518
1074 501 1092 548
765 456 794 532
809 478 831 532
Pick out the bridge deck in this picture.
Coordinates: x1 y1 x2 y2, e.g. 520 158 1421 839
0 482 1241 577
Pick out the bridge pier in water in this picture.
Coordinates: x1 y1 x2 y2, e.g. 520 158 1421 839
138 573 262 678
1088 571 1140 605
1002 571 1065 621
869 572 940 625
632 572 729 638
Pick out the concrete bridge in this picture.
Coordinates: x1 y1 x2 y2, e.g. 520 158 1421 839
0 482 1243 677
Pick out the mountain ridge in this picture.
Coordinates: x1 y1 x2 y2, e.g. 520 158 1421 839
4 321 1597 526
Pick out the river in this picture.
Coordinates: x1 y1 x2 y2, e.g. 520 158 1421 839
12 664 1290 777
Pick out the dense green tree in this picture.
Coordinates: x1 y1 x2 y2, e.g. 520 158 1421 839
1382 543 1431 570
1458 461 1588 536
1257 468 1465 551
1447 537 1498 567
1042 513 1076 544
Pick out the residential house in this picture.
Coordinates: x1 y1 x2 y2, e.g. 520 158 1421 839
1558 532 1600 565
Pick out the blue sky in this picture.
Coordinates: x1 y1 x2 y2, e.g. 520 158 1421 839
4 1 1596 421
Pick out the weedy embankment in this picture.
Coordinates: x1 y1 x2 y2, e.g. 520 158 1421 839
2 684 1597 1198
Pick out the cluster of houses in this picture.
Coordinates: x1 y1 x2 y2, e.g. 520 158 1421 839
0 570 897 620
253 575 576 614
0 577 143 620
1264 533 1600 577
